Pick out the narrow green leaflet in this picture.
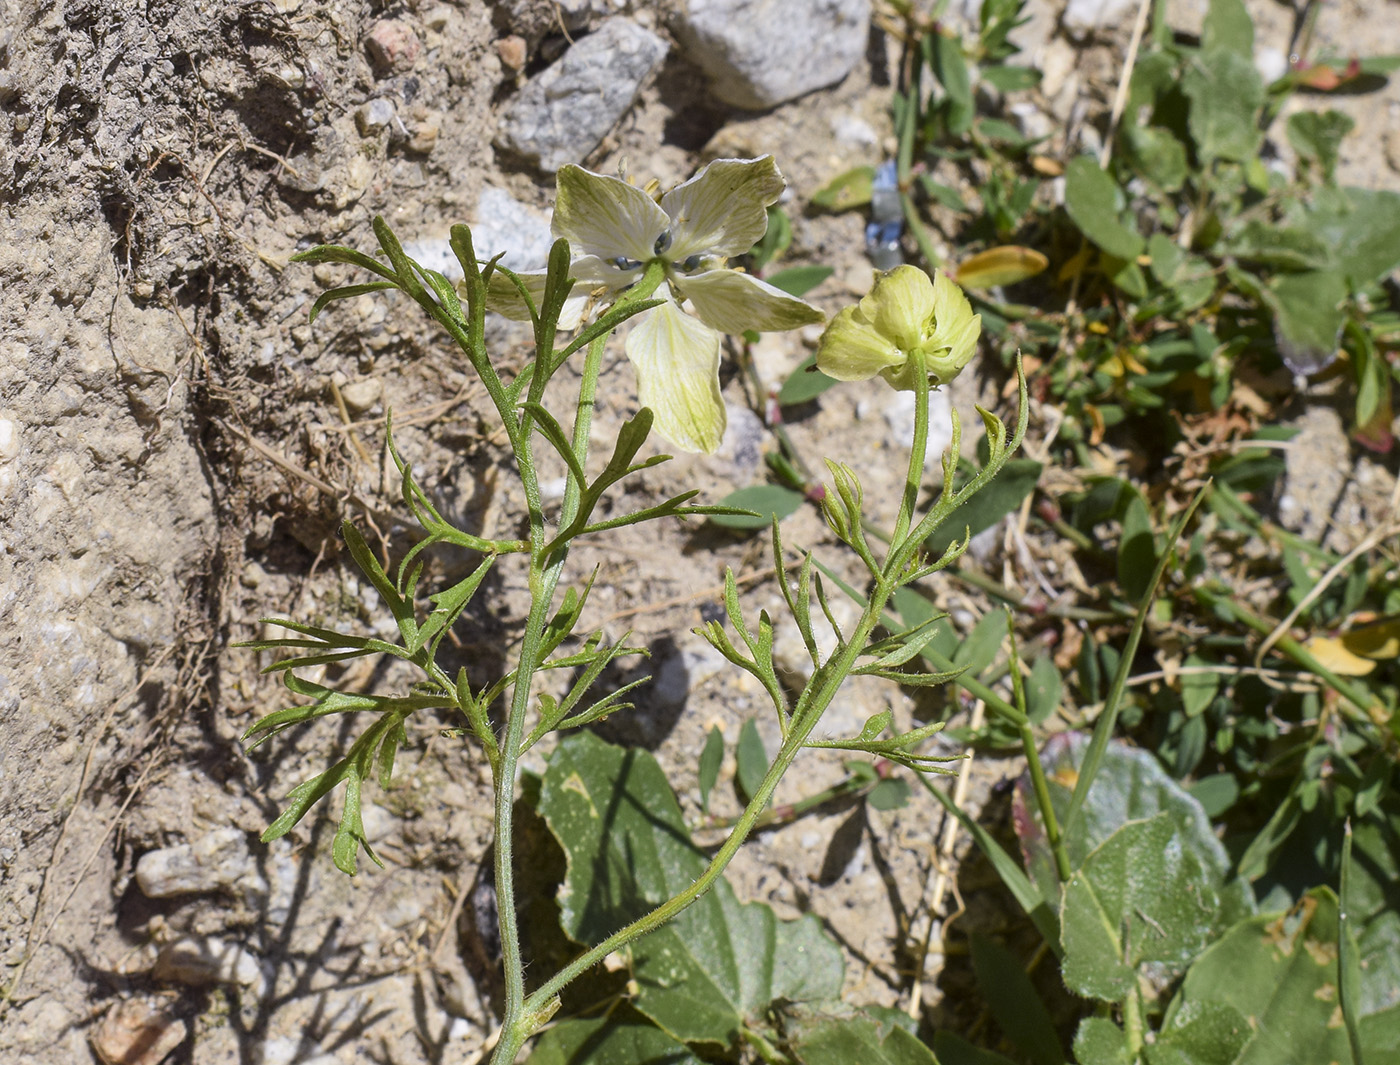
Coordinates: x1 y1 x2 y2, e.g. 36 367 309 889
765 265 834 298
1116 488 1156 602
970 932 1065 1065
528 1009 705 1065
1060 812 1244 1001
1341 825 1366 1065
735 718 770 804
1024 654 1063 724
811 165 875 210
934 1030 1020 1065
698 725 724 814
779 355 841 406
537 734 845 1050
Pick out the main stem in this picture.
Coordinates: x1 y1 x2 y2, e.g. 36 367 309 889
491 265 667 1057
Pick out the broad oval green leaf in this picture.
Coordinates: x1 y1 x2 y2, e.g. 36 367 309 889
1064 157 1145 261
786 1006 937 1065
1159 888 1400 1065
765 265 834 298
811 166 876 211
708 485 805 530
1014 733 1256 933
779 355 840 406
1060 812 1245 1001
528 1009 705 1065
537 733 845 1050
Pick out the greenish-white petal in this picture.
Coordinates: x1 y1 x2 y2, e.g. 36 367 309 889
858 265 935 352
928 271 982 379
624 300 726 454
557 293 589 331
661 156 785 261
483 269 550 321
481 268 588 330
571 253 638 289
679 269 825 334
815 306 905 381
553 165 669 264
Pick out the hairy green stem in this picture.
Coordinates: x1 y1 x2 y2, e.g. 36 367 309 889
490 265 667 1060
1021 718 1071 882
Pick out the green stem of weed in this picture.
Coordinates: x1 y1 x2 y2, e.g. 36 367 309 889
1124 983 1145 1057
494 355 1028 1062
1009 617 1071 882
490 265 667 1060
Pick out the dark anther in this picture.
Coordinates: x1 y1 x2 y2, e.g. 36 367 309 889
653 230 672 255
610 256 642 270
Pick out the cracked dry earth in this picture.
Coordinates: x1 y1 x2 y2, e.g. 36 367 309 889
1 0 1397 1063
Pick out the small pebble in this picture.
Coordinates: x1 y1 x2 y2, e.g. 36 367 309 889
365 19 422 75
496 34 527 71
406 111 441 154
135 827 266 900
355 98 396 136
91 997 186 1065
337 377 382 414
153 936 266 994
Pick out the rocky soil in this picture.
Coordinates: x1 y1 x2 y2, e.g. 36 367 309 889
1 0 1396 1062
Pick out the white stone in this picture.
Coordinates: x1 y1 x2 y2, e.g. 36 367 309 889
1254 46 1288 85
153 936 267 995
359 802 396 842
497 18 669 172
471 185 555 271
0 417 18 462
711 401 766 484
830 112 879 148
652 642 728 707
672 0 869 110
337 376 382 414
135 827 267 900
91 996 186 1065
1063 0 1139 38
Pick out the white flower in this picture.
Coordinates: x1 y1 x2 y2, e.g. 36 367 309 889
489 157 824 453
